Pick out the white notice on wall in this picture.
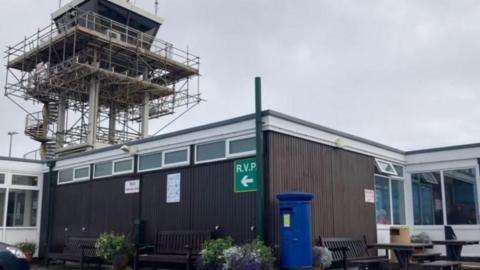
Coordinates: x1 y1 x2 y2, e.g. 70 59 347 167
166 173 181 203
125 179 140 194
364 189 375 203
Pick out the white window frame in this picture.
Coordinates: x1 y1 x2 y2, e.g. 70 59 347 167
112 158 134 175
226 136 256 158
93 161 113 179
57 168 75 185
162 147 190 168
137 151 163 173
195 140 227 164
73 166 91 182
375 159 398 176
374 172 406 226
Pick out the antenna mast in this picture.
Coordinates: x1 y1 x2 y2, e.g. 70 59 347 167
155 0 158 15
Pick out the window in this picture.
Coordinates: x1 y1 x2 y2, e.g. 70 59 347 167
94 161 112 178
412 171 444 225
375 159 398 176
6 189 38 227
393 164 404 177
375 175 391 224
113 159 133 174
164 149 189 166
392 179 406 224
444 168 478 225
12 175 38 186
74 167 90 181
196 141 226 162
229 137 255 155
374 176 406 225
0 189 5 225
58 169 74 183
0 174 4 184
139 152 162 172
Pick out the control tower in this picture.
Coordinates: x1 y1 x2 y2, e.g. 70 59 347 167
4 0 201 159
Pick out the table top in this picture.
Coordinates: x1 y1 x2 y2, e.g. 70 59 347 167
370 243 434 250
432 240 479 246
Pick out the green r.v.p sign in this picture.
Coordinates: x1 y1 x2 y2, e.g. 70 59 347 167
234 157 257 193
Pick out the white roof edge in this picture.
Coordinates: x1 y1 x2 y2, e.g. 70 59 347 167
51 0 164 25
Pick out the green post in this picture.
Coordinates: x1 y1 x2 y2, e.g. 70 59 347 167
255 77 265 241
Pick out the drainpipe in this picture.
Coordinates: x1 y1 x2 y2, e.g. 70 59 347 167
44 160 56 263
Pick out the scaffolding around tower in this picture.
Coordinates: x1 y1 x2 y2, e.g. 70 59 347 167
4 1 201 159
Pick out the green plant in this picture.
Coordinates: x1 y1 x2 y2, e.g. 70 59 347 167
242 238 274 266
95 233 133 261
200 237 234 268
16 241 36 254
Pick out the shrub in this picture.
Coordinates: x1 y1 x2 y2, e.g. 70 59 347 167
200 237 234 269
95 232 133 261
16 241 36 254
312 246 332 269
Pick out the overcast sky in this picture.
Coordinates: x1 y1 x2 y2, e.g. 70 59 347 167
1 0 480 158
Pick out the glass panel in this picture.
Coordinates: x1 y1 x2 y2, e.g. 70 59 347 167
139 152 162 171
393 165 404 177
59 169 74 183
94 162 112 177
444 168 478 225
0 174 4 184
376 160 397 175
412 171 443 225
74 167 90 180
0 189 6 225
229 137 256 154
392 180 406 224
196 141 226 161
6 189 38 227
114 159 133 173
12 175 38 186
164 149 188 165
375 175 391 224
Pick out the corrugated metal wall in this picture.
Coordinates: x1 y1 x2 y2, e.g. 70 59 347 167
42 130 376 254
265 131 377 245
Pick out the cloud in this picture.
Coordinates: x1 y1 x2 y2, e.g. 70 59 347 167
1 0 479 157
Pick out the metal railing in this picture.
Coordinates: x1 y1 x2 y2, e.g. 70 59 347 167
6 10 200 69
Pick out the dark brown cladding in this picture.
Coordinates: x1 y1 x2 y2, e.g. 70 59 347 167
41 130 377 256
265 131 377 245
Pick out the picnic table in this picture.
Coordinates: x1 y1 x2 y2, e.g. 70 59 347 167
370 243 434 270
432 240 479 261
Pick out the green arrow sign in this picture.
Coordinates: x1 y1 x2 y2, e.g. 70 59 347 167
234 158 257 193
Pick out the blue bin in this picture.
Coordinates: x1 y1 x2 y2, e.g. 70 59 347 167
277 192 314 269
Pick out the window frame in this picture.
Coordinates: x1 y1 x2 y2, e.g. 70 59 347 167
137 151 163 173
112 158 134 175
375 159 398 176
195 140 227 164
93 161 114 179
374 172 406 226
162 147 190 168
226 136 256 158
73 166 91 182
57 168 75 185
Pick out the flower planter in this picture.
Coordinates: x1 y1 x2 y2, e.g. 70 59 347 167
24 252 33 263
112 254 129 270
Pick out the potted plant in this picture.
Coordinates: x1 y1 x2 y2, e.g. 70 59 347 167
16 241 36 262
312 246 332 270
95 232 133 270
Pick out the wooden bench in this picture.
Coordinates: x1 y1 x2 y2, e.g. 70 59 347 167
319 236 388 270
134 230 213 270
412 252 442 262
46 237 104 270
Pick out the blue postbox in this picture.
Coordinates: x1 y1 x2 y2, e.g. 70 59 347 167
277 192 314 269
